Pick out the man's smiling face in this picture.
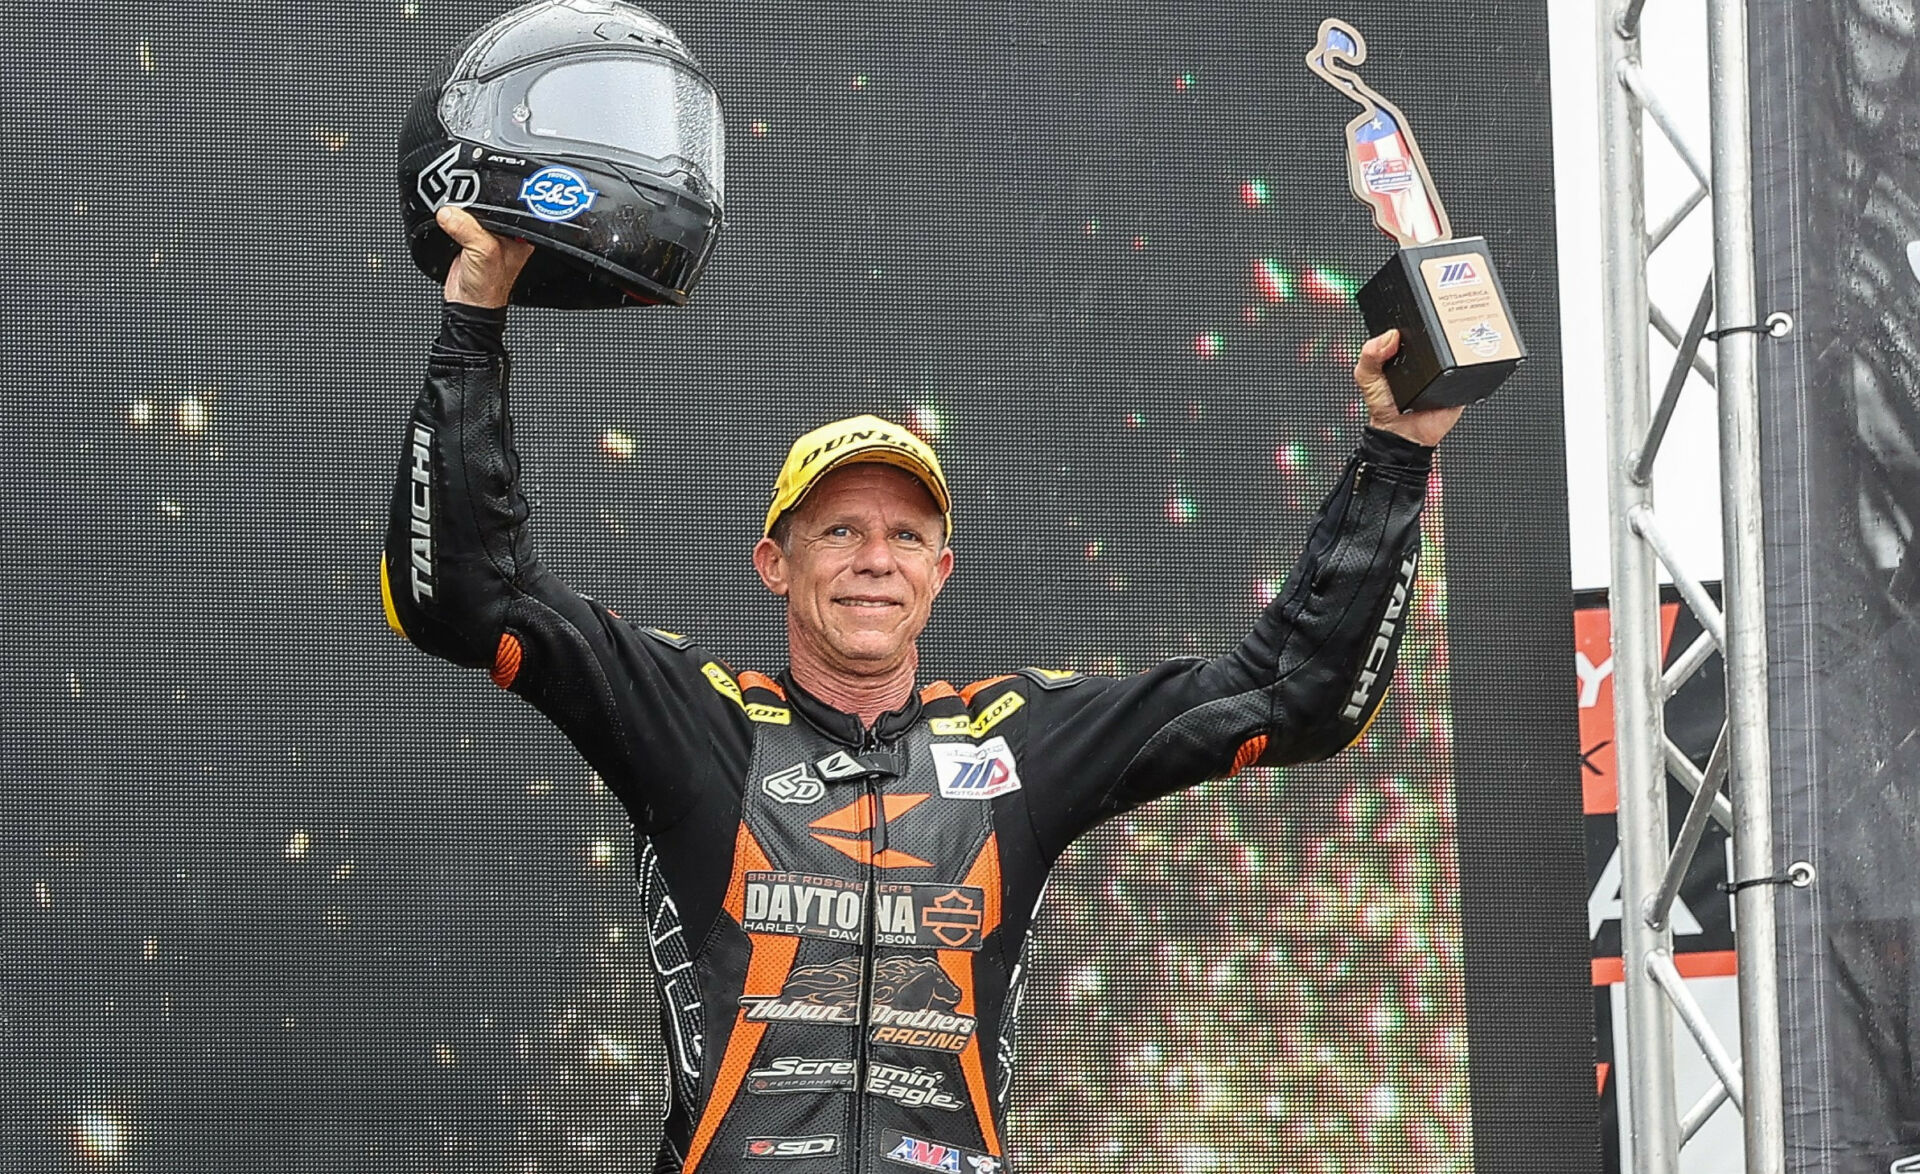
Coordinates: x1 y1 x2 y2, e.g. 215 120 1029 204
753 463 953 679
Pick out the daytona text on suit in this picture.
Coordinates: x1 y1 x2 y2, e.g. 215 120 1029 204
381 303 1433 1174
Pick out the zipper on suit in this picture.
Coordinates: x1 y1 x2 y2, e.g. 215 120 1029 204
851 724 883 1169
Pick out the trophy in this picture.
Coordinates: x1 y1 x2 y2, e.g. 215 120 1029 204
1307 18 1525 410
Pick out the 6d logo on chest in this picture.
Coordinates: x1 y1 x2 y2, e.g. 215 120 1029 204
743 872 986 950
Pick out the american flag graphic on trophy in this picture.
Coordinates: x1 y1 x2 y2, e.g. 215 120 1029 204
1305 18 1451 247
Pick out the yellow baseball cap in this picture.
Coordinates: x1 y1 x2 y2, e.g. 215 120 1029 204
765 415 952 537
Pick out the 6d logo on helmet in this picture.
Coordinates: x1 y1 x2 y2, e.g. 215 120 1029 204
519 165 599 222
416 145 479 210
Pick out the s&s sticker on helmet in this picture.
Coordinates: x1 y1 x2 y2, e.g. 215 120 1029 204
519 165 598 222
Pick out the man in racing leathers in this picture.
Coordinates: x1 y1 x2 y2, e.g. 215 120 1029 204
381 207 1463 1174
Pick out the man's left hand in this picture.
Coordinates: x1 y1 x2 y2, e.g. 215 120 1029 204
1355 329 1465 448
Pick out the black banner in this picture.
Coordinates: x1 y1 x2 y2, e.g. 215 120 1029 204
1752 2 1920 1169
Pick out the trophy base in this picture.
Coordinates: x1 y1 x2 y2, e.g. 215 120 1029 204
1355 236 1527 411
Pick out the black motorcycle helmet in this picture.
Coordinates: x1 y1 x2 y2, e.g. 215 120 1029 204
397 0 724 308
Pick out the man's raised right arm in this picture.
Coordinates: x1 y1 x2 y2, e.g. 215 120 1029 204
379 209 738 829
381 206 541 673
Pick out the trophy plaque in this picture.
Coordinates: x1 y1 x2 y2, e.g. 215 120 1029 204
1307 18 1525 410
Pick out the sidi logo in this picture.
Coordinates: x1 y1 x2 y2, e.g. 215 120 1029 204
745 1136 839 1160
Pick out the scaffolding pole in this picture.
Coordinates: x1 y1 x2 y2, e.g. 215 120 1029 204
1704 0 1784 1167
1598 1 1784 1171
1597 3 1678 1170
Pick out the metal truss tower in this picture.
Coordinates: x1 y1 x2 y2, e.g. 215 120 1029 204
1596 0 1785 1171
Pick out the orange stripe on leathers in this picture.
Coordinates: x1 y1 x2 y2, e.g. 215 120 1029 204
959 675 1016 704
936 834 1005 1155
808 792 931 834
737 671 786 699
491 633 523 689
1225 735 1268 777
812 837 936 869
920 681 959 703
687 825 800 1173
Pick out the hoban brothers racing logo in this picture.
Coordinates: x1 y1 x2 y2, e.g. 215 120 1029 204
739 957 978 1053
742 872 986 950
1340 552 1419 721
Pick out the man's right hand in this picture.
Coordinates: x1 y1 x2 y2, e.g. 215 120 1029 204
436 206 535 309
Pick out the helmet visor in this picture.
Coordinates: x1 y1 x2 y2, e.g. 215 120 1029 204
514 55 724 199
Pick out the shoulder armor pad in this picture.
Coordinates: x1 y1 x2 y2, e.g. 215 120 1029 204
640 627 695 650
1019 667 1085 690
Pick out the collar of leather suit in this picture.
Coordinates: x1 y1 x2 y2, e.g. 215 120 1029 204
779 669 927 747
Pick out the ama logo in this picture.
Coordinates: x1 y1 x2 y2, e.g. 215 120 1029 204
1436 259 1482 288
519 165 598 222
883 1134 1002 1174
932 736 1023 800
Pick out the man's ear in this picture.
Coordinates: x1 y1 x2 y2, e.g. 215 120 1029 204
752 536 791 597
930 546 954 599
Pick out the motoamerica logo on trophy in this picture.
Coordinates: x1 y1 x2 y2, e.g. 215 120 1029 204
1307 18 1526 409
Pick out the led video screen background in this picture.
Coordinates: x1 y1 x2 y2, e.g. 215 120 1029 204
1 1 1588 1171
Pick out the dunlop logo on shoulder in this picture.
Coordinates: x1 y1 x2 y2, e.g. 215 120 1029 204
928 692 1023 740
701 662 742 706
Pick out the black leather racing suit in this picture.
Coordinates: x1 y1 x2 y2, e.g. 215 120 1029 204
381 303 1433 1174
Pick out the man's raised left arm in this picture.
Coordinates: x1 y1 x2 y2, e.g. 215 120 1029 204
1015 330 1457 855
